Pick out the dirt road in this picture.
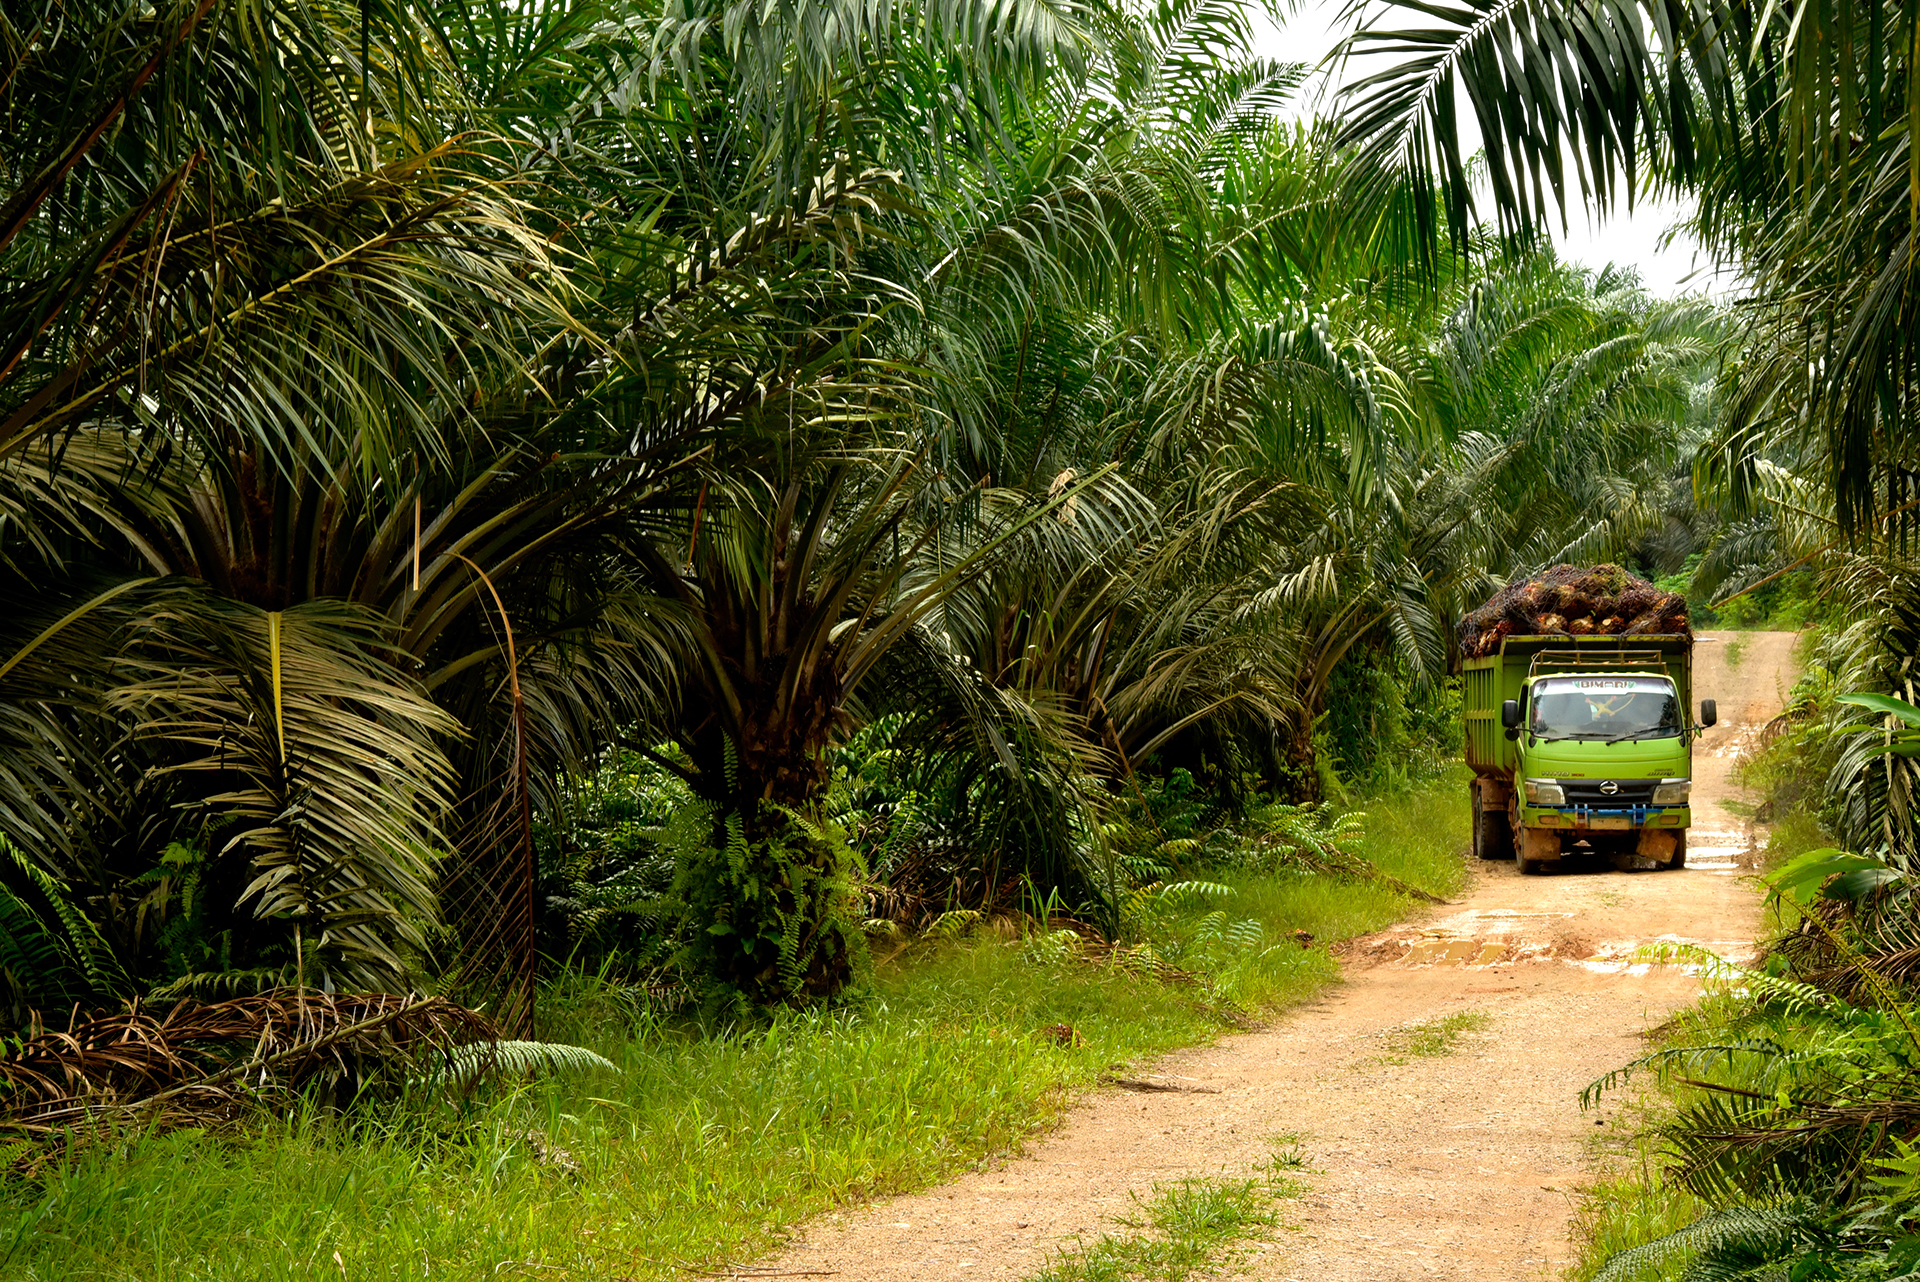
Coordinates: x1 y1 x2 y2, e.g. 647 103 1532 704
765 632 1798 1282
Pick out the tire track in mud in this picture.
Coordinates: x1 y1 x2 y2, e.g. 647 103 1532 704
760 631 1796 1282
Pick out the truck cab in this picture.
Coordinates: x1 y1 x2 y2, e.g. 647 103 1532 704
1464 640 1716 873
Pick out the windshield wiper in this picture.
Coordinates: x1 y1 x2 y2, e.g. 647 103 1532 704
1537 730 1665 742
1601 728 1677 744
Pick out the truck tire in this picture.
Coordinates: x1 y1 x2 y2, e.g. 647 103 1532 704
1472 787 1514 860
1666 833 1687 870
1515 827 1558 875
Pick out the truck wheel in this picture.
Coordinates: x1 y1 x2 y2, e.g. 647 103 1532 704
1666 833 1687 870
1472 787 1513 860
1515 828 1558 875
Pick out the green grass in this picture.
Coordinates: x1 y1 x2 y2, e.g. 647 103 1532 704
17 954 1214 1282
1723 634 1748 669
1352 765 1475 898
1376 1010 1489 1063
1139 767 1471 1010
0 775 1469 1282
1566 1166 1705 1281
1761 805 1832 872
1029 1175 1295 1282
1267 1132 1312 1172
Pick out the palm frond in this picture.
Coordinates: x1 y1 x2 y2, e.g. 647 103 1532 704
423 1039 618 1089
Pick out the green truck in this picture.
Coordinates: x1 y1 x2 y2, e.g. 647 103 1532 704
1463 634 1717 873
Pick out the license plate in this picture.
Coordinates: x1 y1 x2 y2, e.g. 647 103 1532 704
1586 815 1631 830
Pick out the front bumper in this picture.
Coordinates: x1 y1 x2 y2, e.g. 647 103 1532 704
1520 805 1690 830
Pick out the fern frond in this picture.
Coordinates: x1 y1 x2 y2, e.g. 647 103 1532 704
1591 1205 1827 1282
1152 880 1237 907
0 838 131 1008
927 909 982 938
0 891 67 1001
148 968 294 1001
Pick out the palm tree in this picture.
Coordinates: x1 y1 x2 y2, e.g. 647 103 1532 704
1329 0 1918 535
0 0 579 1001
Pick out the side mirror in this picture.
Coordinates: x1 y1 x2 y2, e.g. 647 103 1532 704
1700 699 1718 728
1500 699 1521 729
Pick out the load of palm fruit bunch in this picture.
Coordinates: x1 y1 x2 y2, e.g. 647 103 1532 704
1457 563 1690 659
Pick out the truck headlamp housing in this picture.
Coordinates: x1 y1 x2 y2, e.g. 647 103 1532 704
1524 779 1566 806
1651 779 1691 806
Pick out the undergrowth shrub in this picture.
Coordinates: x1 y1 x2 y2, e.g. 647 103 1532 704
1319 650 1462 798
1572 662 1920 1280
664 797 871 1007
535 726 1470 1017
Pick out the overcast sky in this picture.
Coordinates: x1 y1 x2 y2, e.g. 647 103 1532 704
1252 4 1724 297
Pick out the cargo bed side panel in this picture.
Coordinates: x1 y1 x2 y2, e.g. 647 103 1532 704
1463 655 1523 778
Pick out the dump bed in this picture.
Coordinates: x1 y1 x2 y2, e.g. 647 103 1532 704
1463 634 1692 779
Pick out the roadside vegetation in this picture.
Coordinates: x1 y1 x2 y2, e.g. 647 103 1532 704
3 774 1463 1281
1 0 1715 1187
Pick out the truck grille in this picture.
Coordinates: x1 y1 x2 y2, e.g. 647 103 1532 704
1560 779 1659 806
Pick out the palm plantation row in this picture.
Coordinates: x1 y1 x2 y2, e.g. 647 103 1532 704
21 0 1920 1275
0 0 1711 1024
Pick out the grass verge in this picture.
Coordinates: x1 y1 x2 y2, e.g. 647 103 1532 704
1565 1110 1705 1282
1 774 1468 1282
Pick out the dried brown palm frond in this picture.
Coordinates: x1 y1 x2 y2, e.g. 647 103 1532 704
0 990 498 1136
1764 894 1920 1003
1643 1077 1920 1204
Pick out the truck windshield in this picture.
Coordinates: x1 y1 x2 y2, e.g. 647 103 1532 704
1528 676 1680 742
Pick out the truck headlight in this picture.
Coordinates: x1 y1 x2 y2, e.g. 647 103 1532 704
1651 779 1691 806
1524 779 1565 806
